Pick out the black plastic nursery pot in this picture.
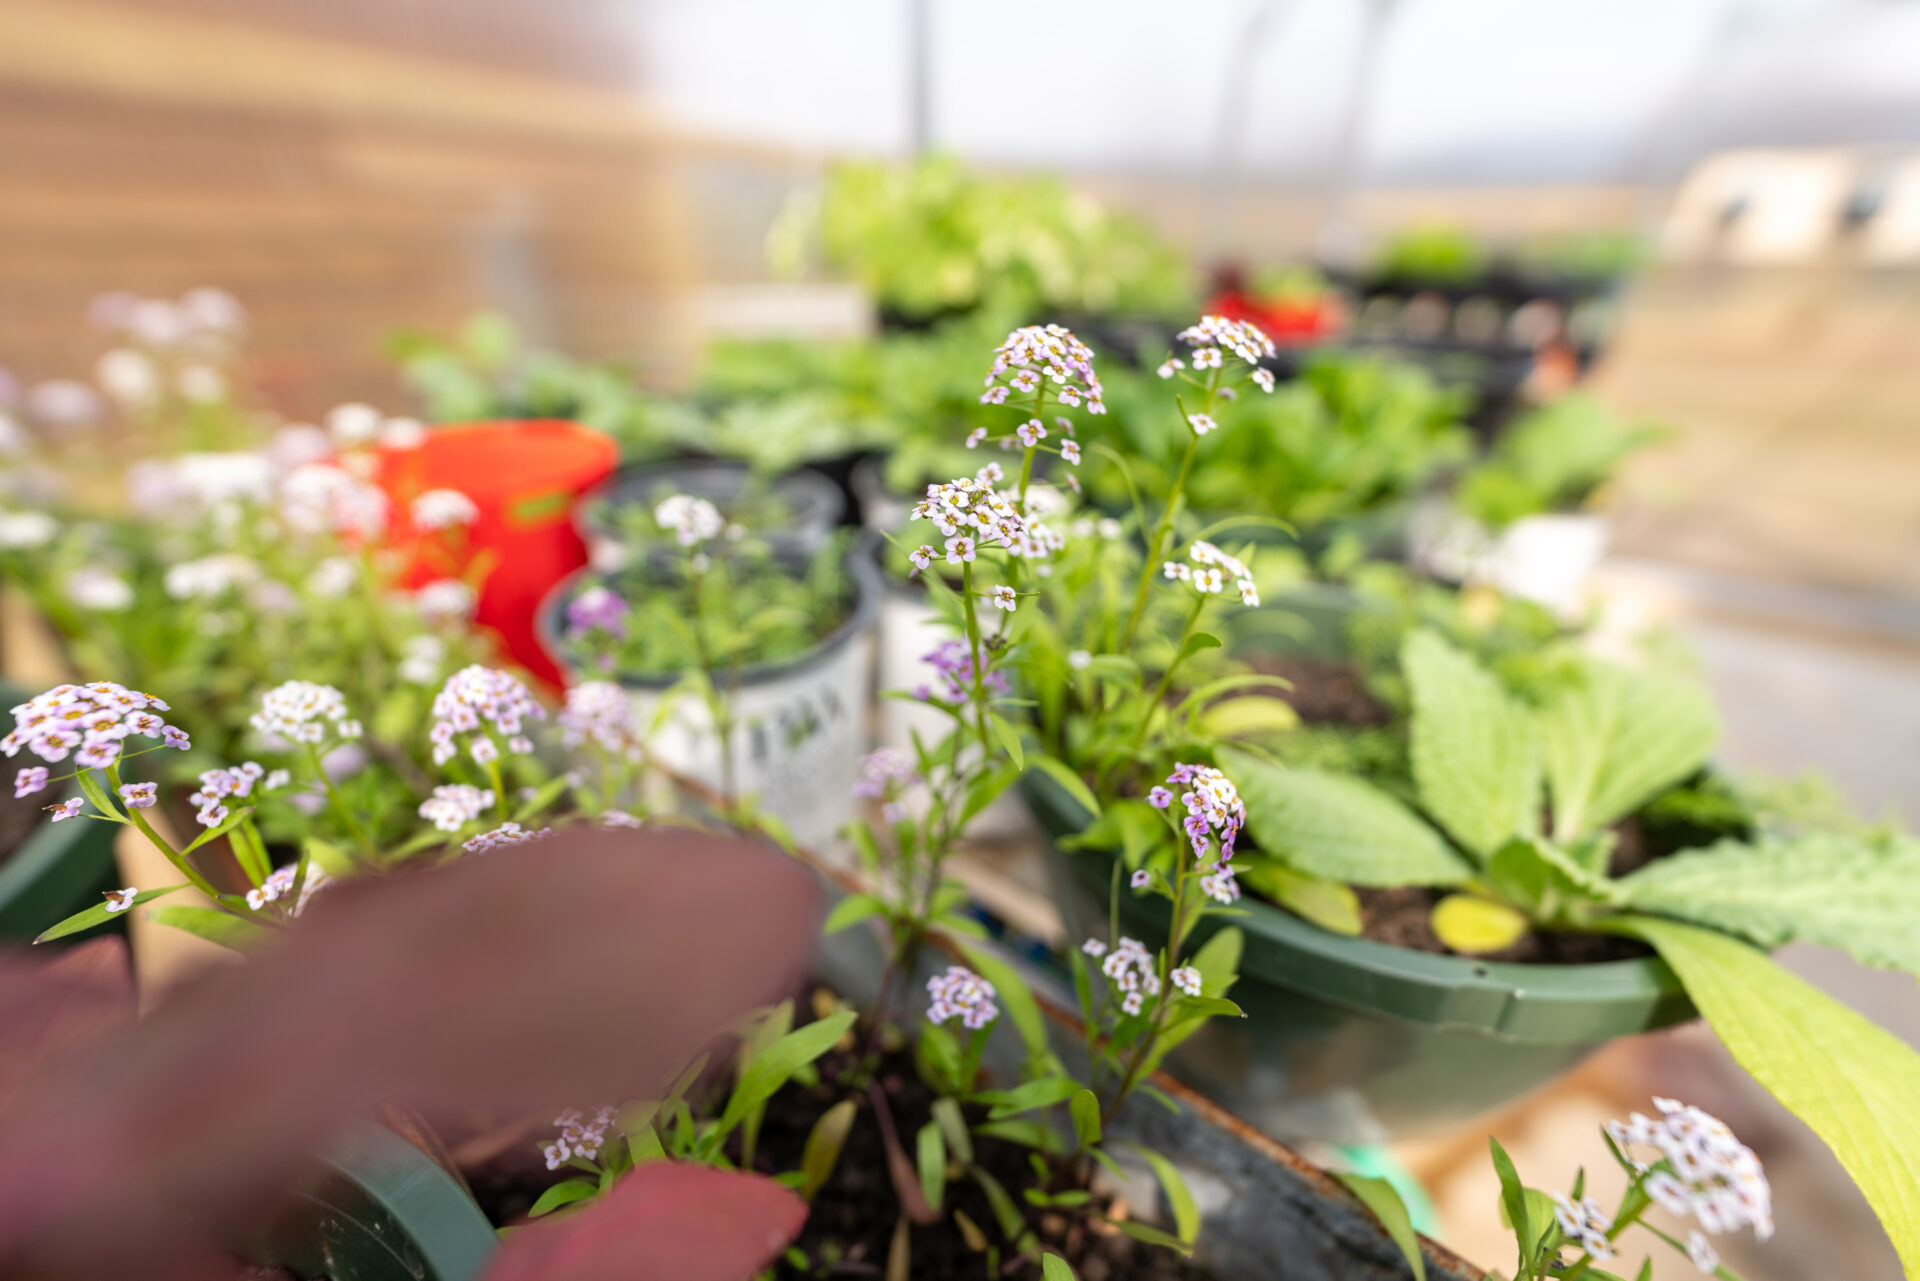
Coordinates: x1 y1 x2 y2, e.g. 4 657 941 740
577 458 846 567
0 681 126 942
1020 769 1694 1144
256 1123 497 1281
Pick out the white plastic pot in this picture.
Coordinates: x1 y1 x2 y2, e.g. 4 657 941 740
540 551 879 851
1409 499 1608 615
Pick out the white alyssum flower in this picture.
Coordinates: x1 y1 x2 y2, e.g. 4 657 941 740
4 682 188 767
428 666 544 767
280 463 389 539
251 681 358 746
326 403 385 447
95 349 160 406
991 585 1018 612
1171 966 1203 997
102 887 138 914
415 579 476 621
175 364 227 404
1607 1097 1772 1242
398 634 446 685
411 488 480 531
188 761 268 828
418 783 495 831
926 965 999 1030
980 324 1104 414
463 821 554 854
0 511 56 549
543 1106 617 1170
308 557 358 598
654 494 725 547
1101 937 1161 1016
1550 1192 1615 1259
1167 540 1258 609
64 568 133 613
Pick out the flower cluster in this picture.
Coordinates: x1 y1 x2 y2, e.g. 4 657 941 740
280 462 390 540
543 1106 617 1171
251 681 360 746
914 638 1010 705
428 666 543 767
557 681 642 759
926 965 999 1030
189 761 285 828
852 747 920 823
164 553 259 600
419 783 495 831
1199 864 1241 905
398 634 445 685
1608 1098 1772 1245
1170 965 1203 997
1160 763 1245 864
4 682 189 781
244 863 331 914
981 324 1105 414
1550 1194 1614 1259
410 488 480 531
414 579 476 622
1097 937 1162 1016
911 477 1032 563
1163 540 1258 607
1158 315 1278 389
463 821 554 854
564 584 629 640
654 494 725 548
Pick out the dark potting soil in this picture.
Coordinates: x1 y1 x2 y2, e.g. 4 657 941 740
1255 653 1655 965
756 1043 1213 1281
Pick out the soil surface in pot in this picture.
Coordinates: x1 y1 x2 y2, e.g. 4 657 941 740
462 1019 1211 1281
1247 653 1660 965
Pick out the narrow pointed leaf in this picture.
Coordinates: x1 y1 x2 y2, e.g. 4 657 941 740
36 885 186 944
144 905 270 951
1333 1172 1426 1281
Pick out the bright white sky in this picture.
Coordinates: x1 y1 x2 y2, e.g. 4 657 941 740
633 0 1920 182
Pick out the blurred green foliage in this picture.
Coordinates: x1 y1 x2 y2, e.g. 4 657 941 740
1453 393 1666 528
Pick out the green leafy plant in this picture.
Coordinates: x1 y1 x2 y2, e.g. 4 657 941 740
1454 394 1667 530
1371 223 1489 285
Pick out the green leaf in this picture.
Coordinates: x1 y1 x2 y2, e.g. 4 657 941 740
971 1167 1024 1240
1128 1144 1199 1246
1488 1137 1536 1269
1029 756 1100 819
914 1023 963 1095
1042 1253 1076 1281
145 905 270 951
800 1099 857 1199
1069 1089 1102 1149
931 1096 972 1167
989 713 1025 771
182 806 257 855
1112 1220 1191 1253
35 885 187 943
717 1010 857 1136
916 1122 946 1213
1617 834 1920 972
1403 630 1540 859
1221 748 1472 887
823 892 888 935
953 1209 989 1252
1429 894 1530 955
1175 631 1222 666
980 1075 1081 1120
1198 695 1298 739
302 836 355 878
526 1179 599 1218
1237 859 1363 936
953 941 1046 1067
1332 1172 1426 1281
1483 837 1612 921
974 1119 1063 1153
1186 926 1243 996
1538 658 1717 842
1621 916 1920 1276
513 775 573 823
71 768 120 820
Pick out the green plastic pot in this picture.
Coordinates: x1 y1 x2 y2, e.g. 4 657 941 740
1021 770 1695 1144
0 681 125 941
258 1123 498 1281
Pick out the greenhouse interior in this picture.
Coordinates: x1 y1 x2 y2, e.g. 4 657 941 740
1 1 1918 1278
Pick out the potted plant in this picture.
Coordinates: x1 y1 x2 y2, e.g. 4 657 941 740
1408 393 1666 613
578 458 845 574
540 504 880 849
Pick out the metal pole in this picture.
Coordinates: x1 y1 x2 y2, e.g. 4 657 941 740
907 0 933 155
1316 0 1398 268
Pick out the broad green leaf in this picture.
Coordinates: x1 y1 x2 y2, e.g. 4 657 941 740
822 892 888 935
1222 748 1472 887
1488 1138 1536 1270
1483 837 1612 922
1128 1143 1199 1246
1618 834 1920 972
1029 756 1100 819
302 836 355 878
145 905 269 951
1069 1089 1101 1149
36 885 186 943
1042 1254 1076 1281
1538 658 1717 842
1175 631 1222 666
800 1099 857 1199
916 1121 947 1213
1237 859 1363 936
526 1179 599 1218
1332 1172 1425 1281
1403 630 1540 859
718 1010 857 1135
1198 695 1298 739
1187 926 1243 995
1430 894 1529 955
914 1022 963 1095
980 1075 1081 1120
1622 915 1920 1276
182 806 258 855
954 941 1047 1068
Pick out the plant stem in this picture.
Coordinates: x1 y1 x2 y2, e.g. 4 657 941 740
1118 370 1218 651
307 742 372 855
687 548 736 801
105 763 229 906
958 560 994 764
1123 592 1207 763
1101 858 1195 1128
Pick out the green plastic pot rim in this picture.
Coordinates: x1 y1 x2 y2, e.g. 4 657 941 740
535 535 882 692
1020 769 1693 1044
